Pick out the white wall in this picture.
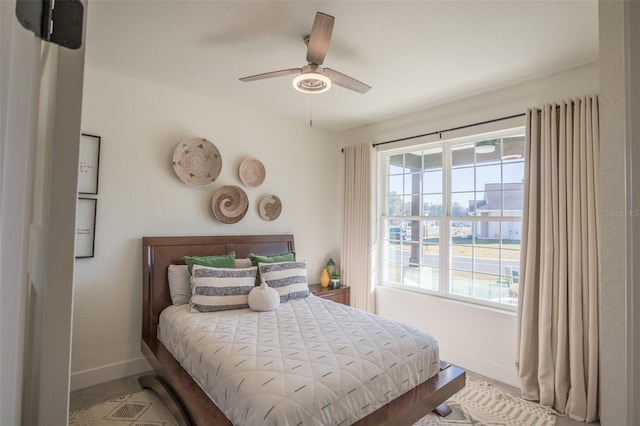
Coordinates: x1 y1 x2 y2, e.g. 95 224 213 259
72 67 344 389
340 63 600 387
38 42 87 423
3 2 86 423
598 1 638 424
344 62 599 147
1 3 40 422
630 4 640 421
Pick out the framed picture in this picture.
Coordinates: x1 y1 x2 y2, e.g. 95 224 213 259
78 133 101 194
75 198 97 258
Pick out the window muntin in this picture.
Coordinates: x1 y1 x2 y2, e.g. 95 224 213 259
380 131 524 309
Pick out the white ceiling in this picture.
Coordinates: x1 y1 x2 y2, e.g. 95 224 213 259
84 1 599 132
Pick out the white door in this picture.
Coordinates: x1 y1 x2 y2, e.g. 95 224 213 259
1 1 86 424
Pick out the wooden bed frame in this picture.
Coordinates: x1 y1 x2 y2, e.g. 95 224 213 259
141 234 465 425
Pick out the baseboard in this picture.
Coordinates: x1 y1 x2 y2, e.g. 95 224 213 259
70 357 151 391
440 346 519 388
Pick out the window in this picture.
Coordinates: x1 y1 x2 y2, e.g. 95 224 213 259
380 130 525 310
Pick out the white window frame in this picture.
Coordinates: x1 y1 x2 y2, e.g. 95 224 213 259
377 127 525 311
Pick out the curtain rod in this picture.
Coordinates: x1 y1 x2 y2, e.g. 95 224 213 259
371 112 526 148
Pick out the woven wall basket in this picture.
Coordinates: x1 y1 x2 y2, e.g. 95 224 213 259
258 195 282 221
211 185 249 224
239 158 266 187
172 137 222 186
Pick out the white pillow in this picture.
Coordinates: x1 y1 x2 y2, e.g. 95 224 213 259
168 264 190 305
248 282 280 312
190 265 257 313
234 258 252 268
258 261 310 303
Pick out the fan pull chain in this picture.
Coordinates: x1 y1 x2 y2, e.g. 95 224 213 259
309 100 313 127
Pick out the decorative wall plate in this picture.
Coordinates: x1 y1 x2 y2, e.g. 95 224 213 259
211 185 249 224
172 137 222 186
239 158 266 187
258 195 282 221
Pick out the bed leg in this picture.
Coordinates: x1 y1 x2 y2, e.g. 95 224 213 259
433 361 454 416
138 374 192 426
433 402 453 417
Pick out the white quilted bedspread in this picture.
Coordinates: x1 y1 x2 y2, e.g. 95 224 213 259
158 295 440 426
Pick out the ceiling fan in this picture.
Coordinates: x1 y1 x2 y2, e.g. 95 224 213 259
239 12 371 94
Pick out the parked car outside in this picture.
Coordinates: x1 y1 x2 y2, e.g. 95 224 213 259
389 226 407 241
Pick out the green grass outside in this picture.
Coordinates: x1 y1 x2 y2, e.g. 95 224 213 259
391 240 521 259
385 264 517 305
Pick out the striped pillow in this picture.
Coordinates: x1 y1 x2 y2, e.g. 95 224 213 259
249 252 296 285
190 265 257 313
258 261 310 303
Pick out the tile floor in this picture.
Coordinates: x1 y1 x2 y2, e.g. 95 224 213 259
69 368 599 425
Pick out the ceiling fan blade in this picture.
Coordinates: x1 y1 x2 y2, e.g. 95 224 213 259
306 12 334 65
323 68 371 94
239 68 301 82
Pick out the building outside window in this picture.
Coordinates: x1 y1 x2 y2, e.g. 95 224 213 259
379 129 525 310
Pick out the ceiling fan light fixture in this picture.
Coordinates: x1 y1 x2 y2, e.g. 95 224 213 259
239 13 370 95
293 72 331 94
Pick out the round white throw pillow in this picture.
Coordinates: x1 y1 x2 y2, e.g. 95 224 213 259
248 282 280 312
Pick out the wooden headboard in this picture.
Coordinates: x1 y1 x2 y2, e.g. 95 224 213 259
141 235 295 343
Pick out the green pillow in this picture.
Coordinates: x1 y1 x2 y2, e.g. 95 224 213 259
184 251 236 274
249 252 295 285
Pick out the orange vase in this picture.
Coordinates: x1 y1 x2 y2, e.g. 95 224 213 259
320 267 330 288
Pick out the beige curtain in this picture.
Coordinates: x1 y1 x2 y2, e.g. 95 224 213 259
517 96 599 422
342 143 375 312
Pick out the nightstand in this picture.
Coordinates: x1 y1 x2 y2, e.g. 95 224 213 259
308 283 350 306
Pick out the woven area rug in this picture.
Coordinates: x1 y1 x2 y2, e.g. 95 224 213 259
415 378 556 426
69 390 179 426
69 378 555 426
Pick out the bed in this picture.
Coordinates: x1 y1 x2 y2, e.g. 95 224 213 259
141 234 465 425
